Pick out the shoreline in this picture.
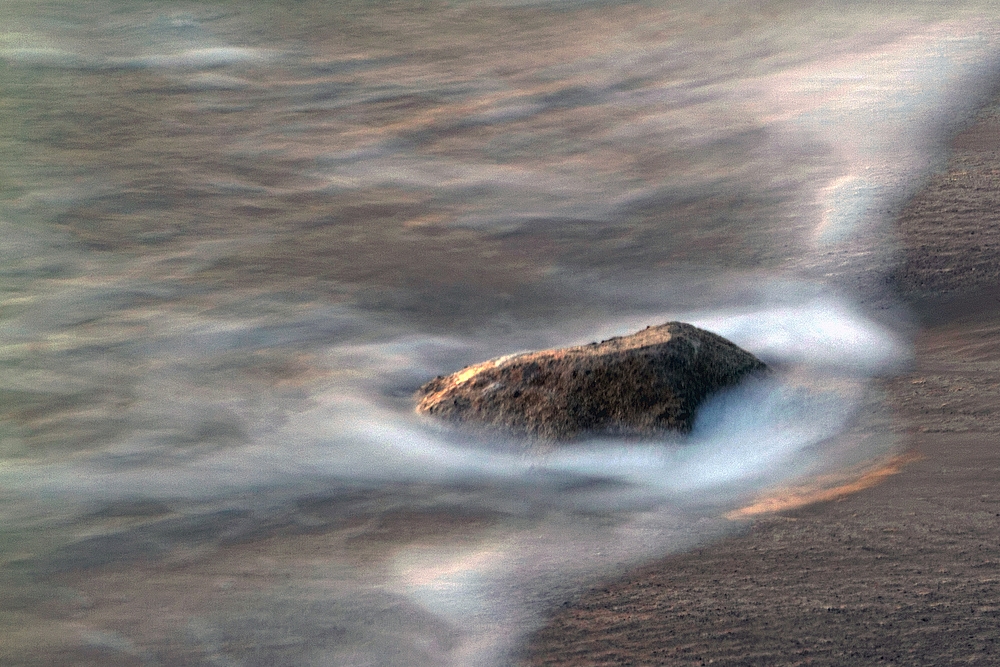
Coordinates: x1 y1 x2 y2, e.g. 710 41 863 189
523 93 1000 666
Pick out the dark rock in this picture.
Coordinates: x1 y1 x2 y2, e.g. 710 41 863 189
415 322 767 441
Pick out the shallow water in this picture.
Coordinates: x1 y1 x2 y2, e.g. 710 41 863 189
1 1 999 664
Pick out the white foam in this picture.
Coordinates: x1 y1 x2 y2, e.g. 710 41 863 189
690 296 909 372
124 47 277 70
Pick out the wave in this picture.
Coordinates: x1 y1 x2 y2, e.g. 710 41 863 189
1 1 999 664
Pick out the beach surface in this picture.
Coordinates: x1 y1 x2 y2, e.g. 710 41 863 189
523 95 1000 666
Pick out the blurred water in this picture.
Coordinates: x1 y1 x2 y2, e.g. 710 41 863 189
1 1 999 664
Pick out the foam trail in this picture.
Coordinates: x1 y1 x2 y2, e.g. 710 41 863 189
689 296 910 372
7 294 892 497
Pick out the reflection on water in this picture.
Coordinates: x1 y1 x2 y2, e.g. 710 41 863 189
1 0 998 664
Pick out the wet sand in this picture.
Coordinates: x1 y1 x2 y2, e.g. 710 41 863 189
523 99 1000 665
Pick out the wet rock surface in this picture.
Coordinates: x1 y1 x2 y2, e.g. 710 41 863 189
416 322 767 441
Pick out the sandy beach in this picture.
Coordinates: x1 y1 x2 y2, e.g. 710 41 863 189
522 98 1000 665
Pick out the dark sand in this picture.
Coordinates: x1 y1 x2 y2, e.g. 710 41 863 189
523 104 1000 665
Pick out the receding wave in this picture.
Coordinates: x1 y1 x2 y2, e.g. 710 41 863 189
1 1 998 664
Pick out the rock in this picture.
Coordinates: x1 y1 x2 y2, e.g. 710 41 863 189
415 322 767 441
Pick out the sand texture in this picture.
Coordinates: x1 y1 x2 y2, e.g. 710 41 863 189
523 101 1000 665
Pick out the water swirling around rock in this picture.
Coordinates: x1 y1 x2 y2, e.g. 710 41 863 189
0 1 997 664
